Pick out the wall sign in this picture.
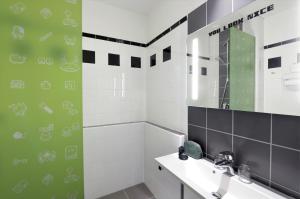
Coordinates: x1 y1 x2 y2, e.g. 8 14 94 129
209 4 274 36
0 0 83 198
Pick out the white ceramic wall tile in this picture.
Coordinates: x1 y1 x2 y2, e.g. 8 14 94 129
83 39 146 127
83 0 147 43
144 123 185 199
146 23 188 134
83 123 145 199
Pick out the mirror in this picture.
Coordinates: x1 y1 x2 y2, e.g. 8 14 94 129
187 0 300 116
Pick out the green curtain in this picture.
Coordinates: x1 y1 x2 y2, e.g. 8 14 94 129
0 0 83 198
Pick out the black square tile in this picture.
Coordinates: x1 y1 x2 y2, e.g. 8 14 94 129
207 108 232 133
233 137 270 180
201 67 207 76
150 54 156 67
83 50 95 64
207 130 232 158
188 106 206 127
268 57 281 69
234 111 271 142
108 53 120 66
271 146 300 193
163 46 171 62
131 56 141 68
188 125 206 153
272 114 300 150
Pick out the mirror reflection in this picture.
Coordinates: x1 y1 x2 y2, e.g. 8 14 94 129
187 0 300 116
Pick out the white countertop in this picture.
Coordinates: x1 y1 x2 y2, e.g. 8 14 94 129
155 153 288 199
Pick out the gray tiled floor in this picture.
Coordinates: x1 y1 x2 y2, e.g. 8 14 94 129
99 183 156 199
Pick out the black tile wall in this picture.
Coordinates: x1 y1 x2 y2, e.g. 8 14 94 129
233 137 270 180
234 111 271 142
188 3 207 35
188 106 300 198
188 125 207 154
207 130 232 157
272 114 300 150
207 108 232 133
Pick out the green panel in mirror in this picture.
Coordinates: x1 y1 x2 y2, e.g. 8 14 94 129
0 0 83 198
230 28 255 111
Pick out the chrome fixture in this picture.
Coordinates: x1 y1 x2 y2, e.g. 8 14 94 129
214 151 235 176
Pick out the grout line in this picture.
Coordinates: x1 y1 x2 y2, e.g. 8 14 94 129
272 143 300 153
269 114 273 186
123 190 130 199
83 121 145 128
207 128 232 136
205 108 208 156
188 123 206 129
232 111 234 152
233 134 270 145
189 122 300 152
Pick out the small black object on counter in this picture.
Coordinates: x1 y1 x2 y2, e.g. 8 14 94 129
178 146 188 160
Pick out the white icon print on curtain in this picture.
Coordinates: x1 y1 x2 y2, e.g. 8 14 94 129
13 131 25 140
12 179 29 194
38 150 56 164
63 10 78 28
60 57 80 72
9 103 27 116
65 0 78 4
12 25 24 39
65 80 76 90
66 192 78 199
40 8 53 19
39 32 53 42
39 102 54 114
64 35 77 46
37 57 54 65
13 159 28 166
42 174 54 186
64 167 80 184
10 80 25 89
10 2 26 14
9 53 27 64
65 145 78 160
40 81 52 90
62 101 79 116
62 123 80 137
39 124 54 142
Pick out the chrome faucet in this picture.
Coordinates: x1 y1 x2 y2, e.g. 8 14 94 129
214 151 235 176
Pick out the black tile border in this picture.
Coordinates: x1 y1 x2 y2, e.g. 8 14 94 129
264 37 300 49
82 16 187 48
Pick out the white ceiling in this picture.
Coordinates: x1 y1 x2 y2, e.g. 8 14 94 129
95 0 188 15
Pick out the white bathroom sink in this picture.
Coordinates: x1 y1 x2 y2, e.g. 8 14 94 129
155 153 287 199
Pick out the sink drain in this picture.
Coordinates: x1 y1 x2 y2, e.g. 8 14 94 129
211 192 222 199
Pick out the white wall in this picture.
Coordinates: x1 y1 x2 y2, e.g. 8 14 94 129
83 0 148 43
144 123 185 199
146 23 188 133
83 37 146 126
264 5 300 116
83 123 145 199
